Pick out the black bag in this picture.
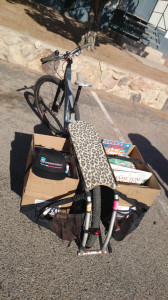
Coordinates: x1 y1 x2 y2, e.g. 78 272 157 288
52 212 85 242
112 207 146 241
34 191 86 242
101 186 149 241
32 148 66 180
50 194 86 242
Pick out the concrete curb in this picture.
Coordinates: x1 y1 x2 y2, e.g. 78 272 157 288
0 25 167 111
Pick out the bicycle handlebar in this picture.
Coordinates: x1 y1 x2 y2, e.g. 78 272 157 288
79 43 92 50
40 43 92 64
40 54 58 63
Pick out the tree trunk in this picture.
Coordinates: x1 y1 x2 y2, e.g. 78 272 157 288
79 0 108 50
64 0 76 9
64 0 108 50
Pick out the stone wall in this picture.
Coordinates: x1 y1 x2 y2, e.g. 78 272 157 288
0 25 168 111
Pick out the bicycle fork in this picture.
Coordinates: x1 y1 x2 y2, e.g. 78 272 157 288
78 190 119 256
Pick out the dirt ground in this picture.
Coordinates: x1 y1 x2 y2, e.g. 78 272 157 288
1 0 168 84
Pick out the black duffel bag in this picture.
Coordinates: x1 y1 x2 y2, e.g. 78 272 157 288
32 148 66 180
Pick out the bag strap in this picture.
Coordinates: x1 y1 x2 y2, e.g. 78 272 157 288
108 155 146 165
118 191 149 215
36 192 86 219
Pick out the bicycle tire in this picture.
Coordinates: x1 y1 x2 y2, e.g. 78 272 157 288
34 75 65 136
85 185 101 249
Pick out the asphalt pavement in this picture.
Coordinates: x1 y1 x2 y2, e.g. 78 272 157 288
0 60 168 300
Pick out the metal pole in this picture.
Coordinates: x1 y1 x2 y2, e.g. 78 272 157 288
79 191 92 255
101 190 119 253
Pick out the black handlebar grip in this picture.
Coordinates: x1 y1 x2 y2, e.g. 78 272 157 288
40 55 55 63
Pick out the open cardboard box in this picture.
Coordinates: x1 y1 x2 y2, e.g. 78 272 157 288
21 134 79 207
22 134 160 210
114 145 161 207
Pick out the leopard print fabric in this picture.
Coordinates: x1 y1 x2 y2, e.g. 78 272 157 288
69 121 116 190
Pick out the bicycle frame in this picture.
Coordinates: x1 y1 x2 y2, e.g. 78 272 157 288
38 44 92 135
64 59 82 130
51 58 83 133
64 61 74 130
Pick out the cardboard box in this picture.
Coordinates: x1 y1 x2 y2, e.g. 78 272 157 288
21 134 79 207
22 134 160 210
115 145 161 207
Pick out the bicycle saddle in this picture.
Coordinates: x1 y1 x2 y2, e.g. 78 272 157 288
75 72 92 87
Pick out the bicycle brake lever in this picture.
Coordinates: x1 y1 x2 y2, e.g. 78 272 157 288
74 50 83 56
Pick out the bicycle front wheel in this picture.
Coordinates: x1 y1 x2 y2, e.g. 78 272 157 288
34 75 65 136
85 185 101 249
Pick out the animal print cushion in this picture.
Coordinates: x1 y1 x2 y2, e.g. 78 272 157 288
69 121 116 190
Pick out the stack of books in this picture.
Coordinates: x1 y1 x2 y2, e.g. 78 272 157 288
102 140 152 185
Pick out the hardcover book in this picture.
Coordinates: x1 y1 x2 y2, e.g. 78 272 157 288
102 140 132 156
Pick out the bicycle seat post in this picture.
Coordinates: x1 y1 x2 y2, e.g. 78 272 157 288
73 86 82 111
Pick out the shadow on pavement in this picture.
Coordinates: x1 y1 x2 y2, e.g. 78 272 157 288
24 91 65 136
10 127 55 234
129 133 168 197
10 132 32 197
10 90 54 198
24 91 55 135
10 122 54 197
24 91 41 121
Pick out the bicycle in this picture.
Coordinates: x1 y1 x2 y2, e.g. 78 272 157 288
34 43 92 137
33 45 118 254
34 43 104 250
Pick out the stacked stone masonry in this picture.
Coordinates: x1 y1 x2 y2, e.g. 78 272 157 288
0 26 167 111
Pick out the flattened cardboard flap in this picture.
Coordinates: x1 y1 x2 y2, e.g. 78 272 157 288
33 134 70 152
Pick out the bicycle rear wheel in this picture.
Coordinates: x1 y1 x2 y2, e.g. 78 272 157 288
85 185 101 249
34 75 65 136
